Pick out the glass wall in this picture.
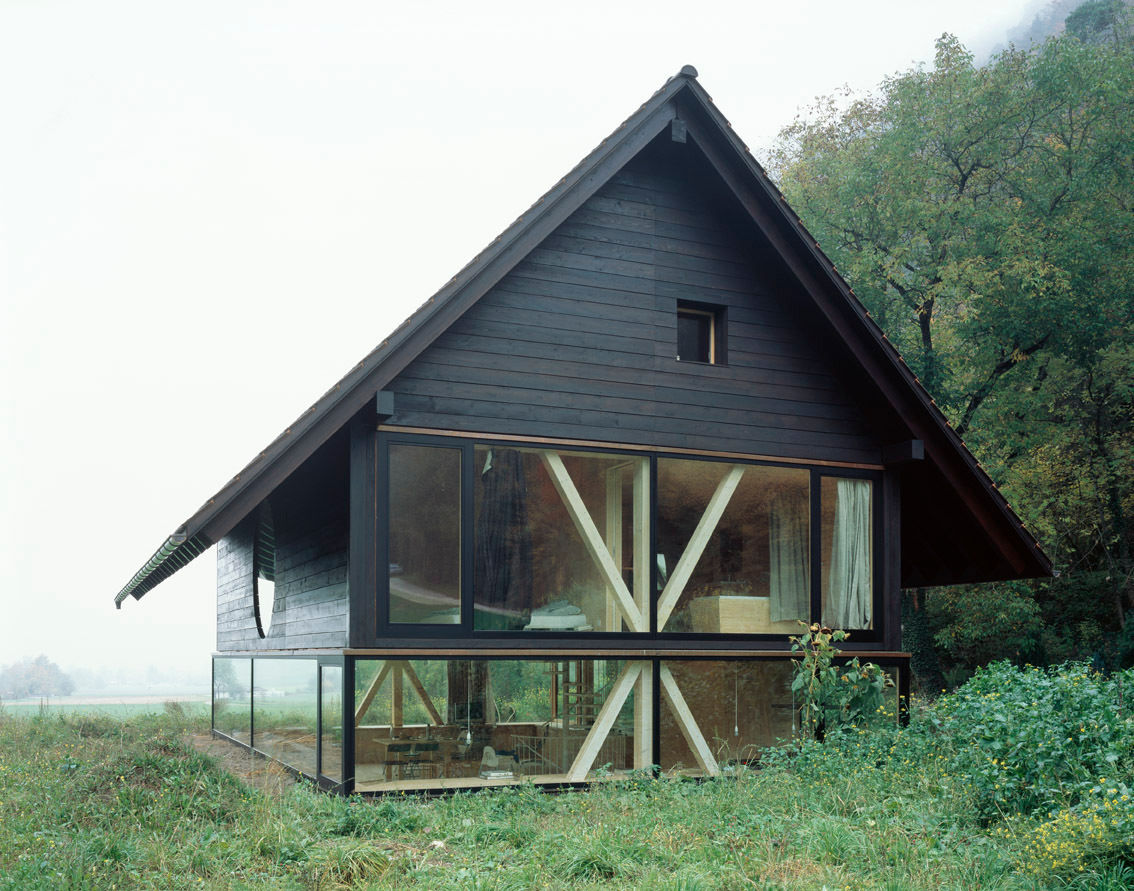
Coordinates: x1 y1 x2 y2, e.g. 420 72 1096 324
659 660 795 775
657 459 810 634
251 658 318 776
320 665 343 783
212 657 251 743
381 436 881 639
473 446 648 632
353 658 643 791
821 477 874 630
388 443 462 623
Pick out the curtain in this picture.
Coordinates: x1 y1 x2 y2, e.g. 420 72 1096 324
827 478 872 629
769 493 809 622
474 449 533 622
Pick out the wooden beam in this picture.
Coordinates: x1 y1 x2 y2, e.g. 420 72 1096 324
540 452 645 632
604 466 624 632
633 663 653 770
391 662 404 727
401 662 443 725
566 661 643 782
882 439 924 465
657 465 746 629
354 661 392 725
633 458 650 624
659 664 720 776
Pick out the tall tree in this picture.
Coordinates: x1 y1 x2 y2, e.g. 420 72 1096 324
770 15 1134 675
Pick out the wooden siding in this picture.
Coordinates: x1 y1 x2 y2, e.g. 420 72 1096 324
386 143 882 464
216 439 350 651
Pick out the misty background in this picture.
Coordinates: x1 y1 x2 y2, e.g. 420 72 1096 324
0 0 1070 695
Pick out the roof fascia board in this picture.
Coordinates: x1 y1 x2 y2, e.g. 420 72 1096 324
676 90 1048 577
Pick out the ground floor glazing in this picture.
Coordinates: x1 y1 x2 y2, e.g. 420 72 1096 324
212 653 906 793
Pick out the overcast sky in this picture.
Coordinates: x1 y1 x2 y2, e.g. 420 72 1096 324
0 0 1045 678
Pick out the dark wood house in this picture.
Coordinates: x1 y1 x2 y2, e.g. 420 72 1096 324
115 67 1051 793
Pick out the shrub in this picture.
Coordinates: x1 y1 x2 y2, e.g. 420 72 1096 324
926 661 1134 822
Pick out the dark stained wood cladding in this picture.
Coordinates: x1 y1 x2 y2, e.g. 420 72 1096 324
216 435 350 651
386 140 882 464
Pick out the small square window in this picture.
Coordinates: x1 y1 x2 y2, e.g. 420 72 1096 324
677 301 725 364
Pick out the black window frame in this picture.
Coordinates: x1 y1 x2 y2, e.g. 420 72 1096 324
374 431 884 645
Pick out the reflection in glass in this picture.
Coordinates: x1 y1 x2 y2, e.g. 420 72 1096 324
251 658 318 776
212 657 251 743
657 459 809 633
353 658 640 791
473 447 648 632
388 444 461 623
821 477 873 629
659 660 795 775
320 665 343 782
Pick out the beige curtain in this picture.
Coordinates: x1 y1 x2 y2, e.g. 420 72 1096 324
769 494 809 622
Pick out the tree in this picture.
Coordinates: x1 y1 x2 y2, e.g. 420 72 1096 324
0 655 75 699
769 13 1134 677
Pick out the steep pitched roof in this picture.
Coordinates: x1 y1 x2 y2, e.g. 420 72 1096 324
114 65 1051 607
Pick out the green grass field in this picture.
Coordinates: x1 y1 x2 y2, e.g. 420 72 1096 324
1 664 1131 889
1 701 209 719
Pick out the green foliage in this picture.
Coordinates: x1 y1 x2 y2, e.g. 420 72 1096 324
770 23 1134 675
791 623 893 740
926 661 1134 822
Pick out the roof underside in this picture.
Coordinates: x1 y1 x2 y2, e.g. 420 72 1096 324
114 66 1051 608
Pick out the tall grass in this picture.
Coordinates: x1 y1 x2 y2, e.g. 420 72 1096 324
1 664 1130 889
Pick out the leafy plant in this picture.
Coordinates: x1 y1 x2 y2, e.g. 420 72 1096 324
790 623 892 740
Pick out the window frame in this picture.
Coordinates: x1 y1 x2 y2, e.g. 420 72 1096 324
676 300 727 365
375 431 883 644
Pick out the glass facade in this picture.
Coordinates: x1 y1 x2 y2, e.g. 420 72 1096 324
657 459 810 634
383 437 875 637
659 660 795 775
251 658 319 776
388 443 462 624
353 658 643 791
473 447 648 632
320 665 343 783
212 657 251 743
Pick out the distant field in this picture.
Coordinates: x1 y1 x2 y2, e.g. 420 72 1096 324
1 697 209 718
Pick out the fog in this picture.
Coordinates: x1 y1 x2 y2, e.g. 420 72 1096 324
1 0 1042 678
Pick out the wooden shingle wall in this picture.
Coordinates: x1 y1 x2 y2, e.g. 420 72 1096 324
215 436 350 651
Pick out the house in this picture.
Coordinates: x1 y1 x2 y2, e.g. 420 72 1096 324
114 66 1051 793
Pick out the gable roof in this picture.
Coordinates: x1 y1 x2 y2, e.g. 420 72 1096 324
114 65 1051 607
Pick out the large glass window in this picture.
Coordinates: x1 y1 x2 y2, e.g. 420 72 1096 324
320 665 343 783
821 477 874 630
212 657 251 743
353 658 645 791
659 660 795 775
388 444 462 624
657 459 810 633
473 446 648 633
251 658 318 775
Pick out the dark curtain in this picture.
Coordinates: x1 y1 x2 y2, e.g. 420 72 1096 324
474 449 533 622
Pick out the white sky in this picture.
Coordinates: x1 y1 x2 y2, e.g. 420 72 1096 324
0 0 1042 677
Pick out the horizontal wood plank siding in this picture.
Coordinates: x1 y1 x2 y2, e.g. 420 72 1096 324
386 146 881 464
216 439 350 652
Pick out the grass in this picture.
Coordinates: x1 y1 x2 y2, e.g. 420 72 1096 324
1 701 209 719
1 665 1131 889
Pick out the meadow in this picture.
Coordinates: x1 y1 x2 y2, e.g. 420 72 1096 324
0 662 1130 890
